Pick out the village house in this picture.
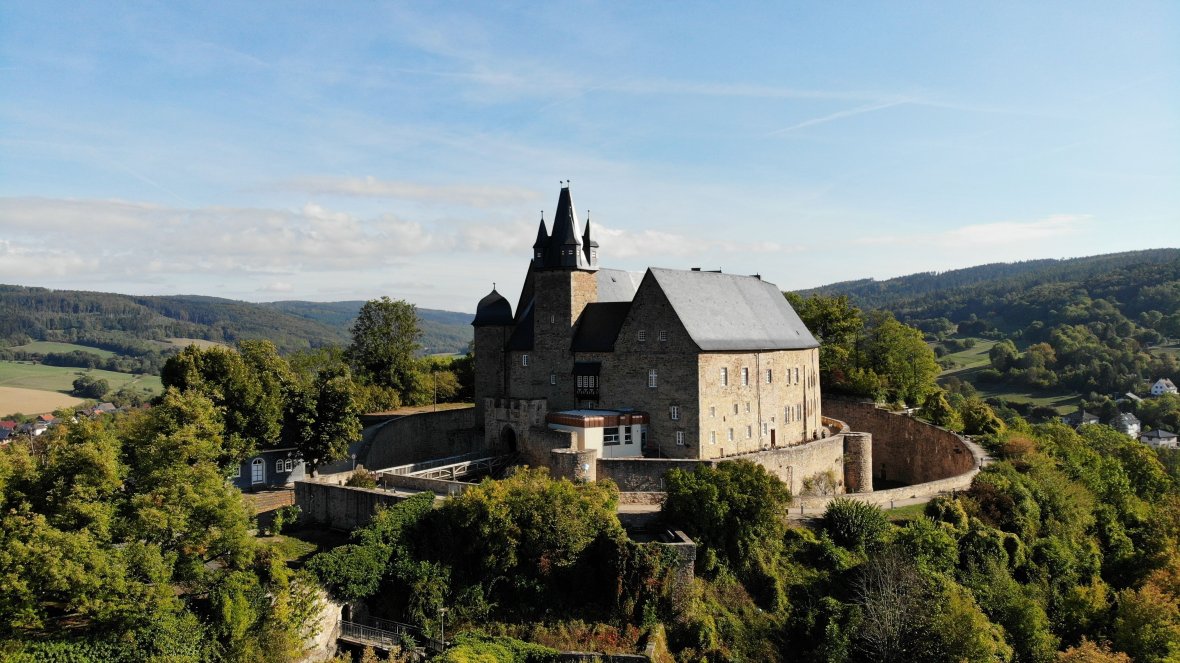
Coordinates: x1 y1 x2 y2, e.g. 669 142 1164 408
1140 428 1179 450
1150 378 1178 397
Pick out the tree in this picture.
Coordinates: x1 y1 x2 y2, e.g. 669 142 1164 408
822 497 890 551
346 297 423 404
663 461 792 578
72 375 110 399
287 365 362 474
921 390 964 431
861 311 941 405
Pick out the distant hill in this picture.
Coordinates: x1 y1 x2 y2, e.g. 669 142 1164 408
0 285 473 357
796 249 1180 334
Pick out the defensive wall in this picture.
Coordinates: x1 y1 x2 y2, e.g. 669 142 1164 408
363 406 482 469
296 473 413 530
822 399 979 485
597 424 850 496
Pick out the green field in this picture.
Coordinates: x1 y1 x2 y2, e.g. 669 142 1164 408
162 337 227 350
9 341 118 358
934 338 998 374
0 361 162 397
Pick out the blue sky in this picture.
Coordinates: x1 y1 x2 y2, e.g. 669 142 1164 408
1 2 1177 312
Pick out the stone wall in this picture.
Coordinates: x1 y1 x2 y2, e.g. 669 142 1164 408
364 407 481 470
599 432 846 495
842 432 873 493
823 400 977 485
378 473 472 496
295 480 411 530
551 447 598 482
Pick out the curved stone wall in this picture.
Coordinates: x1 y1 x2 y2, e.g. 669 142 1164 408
823 400 979 485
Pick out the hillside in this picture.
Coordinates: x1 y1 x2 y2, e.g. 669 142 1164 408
796 248 1180 332
0 285 474 358
793 248 1180 403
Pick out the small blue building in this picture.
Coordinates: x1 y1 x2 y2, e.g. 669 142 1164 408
230 441 364 491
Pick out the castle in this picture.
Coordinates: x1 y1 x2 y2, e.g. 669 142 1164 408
473 184 827 470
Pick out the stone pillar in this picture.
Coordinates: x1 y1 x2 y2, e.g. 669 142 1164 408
550 448 598 482
842 432 873 493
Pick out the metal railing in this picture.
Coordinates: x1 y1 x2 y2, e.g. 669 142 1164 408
340 619 445 654
381 450 496 476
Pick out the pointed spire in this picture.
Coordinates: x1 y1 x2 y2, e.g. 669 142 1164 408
582 210 599 268
532 212 548 249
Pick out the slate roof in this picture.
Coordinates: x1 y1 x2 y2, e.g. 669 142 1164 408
571 302 633 352
1141 429 1178 440
472 289 513 327
647 268 819 351
596 269 643 302
507 300 535 351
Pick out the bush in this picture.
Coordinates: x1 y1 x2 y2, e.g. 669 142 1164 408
821 498 890 551
345 469 379 488
270 504 301 535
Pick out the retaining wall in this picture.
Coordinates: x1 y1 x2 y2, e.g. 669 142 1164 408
823 400 978 485
379 473 472 496
295 480 410 530
598 433 846 495
364 407 482 469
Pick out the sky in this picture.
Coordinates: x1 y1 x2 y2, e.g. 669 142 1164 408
1 2 1177 313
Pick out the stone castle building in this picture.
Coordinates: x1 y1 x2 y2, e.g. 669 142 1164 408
473 184 824 468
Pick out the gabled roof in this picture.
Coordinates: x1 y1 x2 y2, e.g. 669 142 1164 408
596 269 643 302
1141 429 1178 440
646 268 819 351
572 302 632 352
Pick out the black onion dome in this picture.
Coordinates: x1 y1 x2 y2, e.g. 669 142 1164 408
472 289 513 327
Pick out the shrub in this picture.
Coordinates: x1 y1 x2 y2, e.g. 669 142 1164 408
345 469 379 488
821 498 890 551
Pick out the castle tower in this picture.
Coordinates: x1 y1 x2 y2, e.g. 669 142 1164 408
471 288 513 421
531 183 599 408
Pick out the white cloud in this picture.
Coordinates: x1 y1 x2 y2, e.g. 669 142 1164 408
855 214 1090 248
269 176 543 208
594 224 792 259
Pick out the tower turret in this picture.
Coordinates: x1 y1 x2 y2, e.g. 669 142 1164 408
542 183 592 270
532 214 548 267
582 212 599 269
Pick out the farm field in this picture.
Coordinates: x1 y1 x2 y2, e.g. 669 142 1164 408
160 337 226 350
0 362 163 416
9 341 117 358
0 386 85 416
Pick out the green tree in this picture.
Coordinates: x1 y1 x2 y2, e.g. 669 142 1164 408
921 390 964 431
286 365 362 474
861 311 941 405
71 375 110 399
346 297 423 403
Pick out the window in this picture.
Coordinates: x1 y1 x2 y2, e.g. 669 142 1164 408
604 428 620 445
709 406 716 418
550 372 557 385
624 427 633 444
720 367 728 385
746 425 753 439
285 459 294 472
659 330 668 342
276 459 284 473
577 375 585 388
794 367 799 384
251 458 264 484
766 369 773 384
233 464 241 478
762 422 768 436
675 431 685 446
710 431 717 444
745 402 751 413
741 367 749 386
733 403 739 415
638 329 647 342
648 369 658 388
670 405 680 420
785 406 791 422
728 428 734 441
522 354 529 367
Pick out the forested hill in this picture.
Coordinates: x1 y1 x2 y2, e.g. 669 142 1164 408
0 285 474 355
796 248 1180 335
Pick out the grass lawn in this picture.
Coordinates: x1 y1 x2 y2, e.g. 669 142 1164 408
884 502 929 523
0 362 163 415
9 341 117 358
